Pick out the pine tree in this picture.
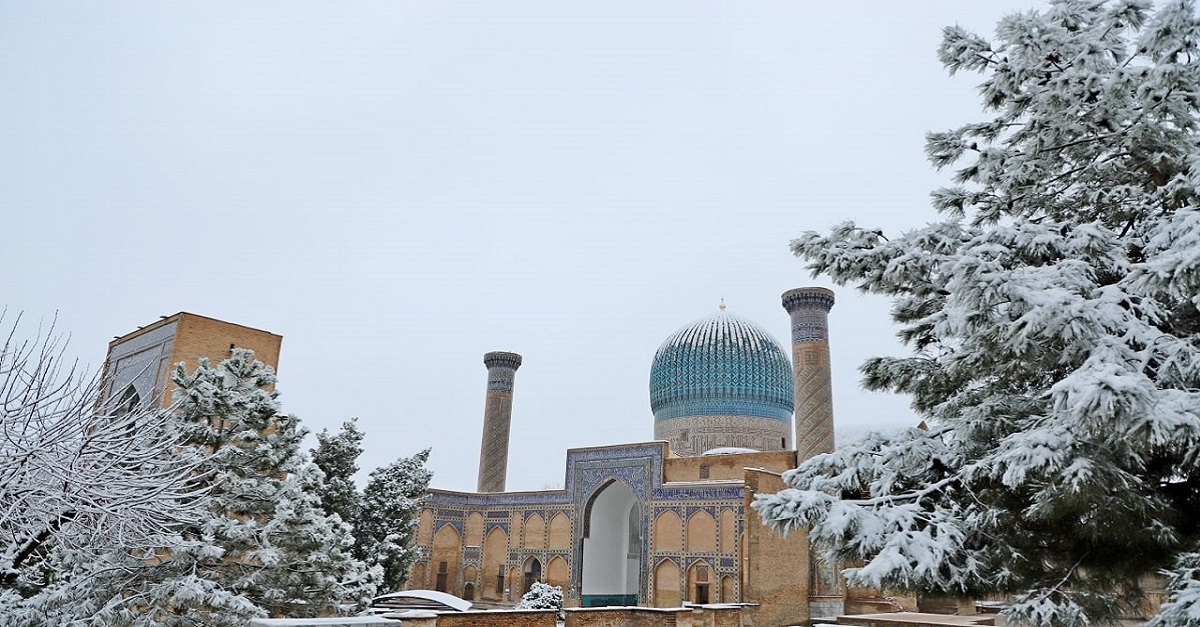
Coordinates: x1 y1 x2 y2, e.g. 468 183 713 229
312 418 365 530
752 2 1200 626
357 449 432 593
15 350 379 625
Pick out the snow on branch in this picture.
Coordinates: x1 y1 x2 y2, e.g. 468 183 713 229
0 311 206 582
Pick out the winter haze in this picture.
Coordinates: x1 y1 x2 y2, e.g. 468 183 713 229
2 1 1046 492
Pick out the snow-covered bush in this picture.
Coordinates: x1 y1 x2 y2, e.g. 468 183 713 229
516 582 564 617
753 2 1200 626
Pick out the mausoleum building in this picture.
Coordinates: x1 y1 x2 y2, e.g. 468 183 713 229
408 288 852 626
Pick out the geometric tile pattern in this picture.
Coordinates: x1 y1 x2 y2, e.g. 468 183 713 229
782 288 835 461
477 351 522 493
649 310 794 455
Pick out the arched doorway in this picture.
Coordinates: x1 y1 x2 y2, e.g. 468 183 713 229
523 557 542 595
581 480 641 607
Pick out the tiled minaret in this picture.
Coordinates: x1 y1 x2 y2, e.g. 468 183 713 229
477 351 522 493
781 287 835 462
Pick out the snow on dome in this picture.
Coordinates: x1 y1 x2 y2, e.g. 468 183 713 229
649 309 793 423
701 447 761 456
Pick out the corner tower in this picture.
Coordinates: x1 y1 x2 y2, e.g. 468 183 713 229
650 306 794 456
781 287 835 462
477 351 522 493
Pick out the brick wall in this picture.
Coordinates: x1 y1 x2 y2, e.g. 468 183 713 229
563 605 749 627
743 469 811 627
565 607 689 627
434 609 557 627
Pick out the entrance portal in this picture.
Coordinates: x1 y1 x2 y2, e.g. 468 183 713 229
581 480 641 607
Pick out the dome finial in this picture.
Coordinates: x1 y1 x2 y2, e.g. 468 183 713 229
718 298 726 311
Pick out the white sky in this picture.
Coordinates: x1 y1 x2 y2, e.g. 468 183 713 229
2 1 1047 492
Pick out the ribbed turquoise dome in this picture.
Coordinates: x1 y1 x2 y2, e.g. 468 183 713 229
650 311 794 423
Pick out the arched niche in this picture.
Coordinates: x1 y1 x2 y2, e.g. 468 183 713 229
652 558 681 608
523 556 542 595
719 509 736 553
522 513 545 549
686 560 713 605
508 566 520 601
547 512 571 550
409 562 427 591
482 527 508 600
581 480 641 607
546 555 569 590
510 512 522 548
416 510 434 546
465 513 485 547
431 524 462 595
685 510 716 553
654 510 682 552
720 574 736 603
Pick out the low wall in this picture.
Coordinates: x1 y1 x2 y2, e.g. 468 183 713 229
394 609 557 627
387 604 753 627
565 604 750 627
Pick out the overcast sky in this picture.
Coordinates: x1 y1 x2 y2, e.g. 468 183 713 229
2 1 1048 492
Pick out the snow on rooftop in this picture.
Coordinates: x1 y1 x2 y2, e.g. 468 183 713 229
701 447 761 455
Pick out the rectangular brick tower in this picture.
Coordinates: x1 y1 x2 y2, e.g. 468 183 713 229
101 312 282 411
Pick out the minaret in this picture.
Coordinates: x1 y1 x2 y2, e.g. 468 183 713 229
477 351 522 493
781 287 835 462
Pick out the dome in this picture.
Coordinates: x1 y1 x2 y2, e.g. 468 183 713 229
650 310 794 424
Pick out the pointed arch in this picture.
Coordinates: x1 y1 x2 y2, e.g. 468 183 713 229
581 479 641 606
720 574 736 603
510 512 522 548
546 555 569 590
522 513 545 549
508 566 520 601
685 510 716 552
719 509 736 553
522 556 543 595
654 510 682 552
409 562 426 591
416 510 434 546
465 513 484 546
547 512 571 550
652 558 681 608
686 559 713 605
482 527 508 600
431 524 462 595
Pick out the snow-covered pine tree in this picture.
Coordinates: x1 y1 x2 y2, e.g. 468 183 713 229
752 2 1200 626
15 350 379 626
312 418 365 530
356 449 431 593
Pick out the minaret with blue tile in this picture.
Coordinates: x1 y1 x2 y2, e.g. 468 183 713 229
781 287 836 462
477 351 522 493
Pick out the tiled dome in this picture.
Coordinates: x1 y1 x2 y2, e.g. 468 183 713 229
650 310 794 423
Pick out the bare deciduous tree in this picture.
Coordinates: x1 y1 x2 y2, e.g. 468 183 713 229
0 311 205 586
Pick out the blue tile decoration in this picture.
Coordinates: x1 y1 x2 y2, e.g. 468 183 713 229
781 288 835 344
650 311 794 423
420 439 788 605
